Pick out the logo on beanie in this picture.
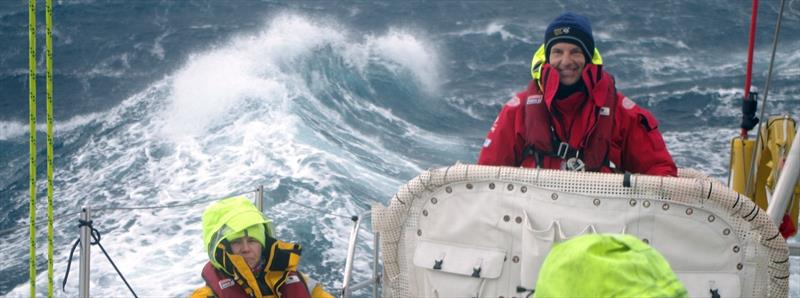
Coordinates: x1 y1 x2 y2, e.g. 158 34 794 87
553 27 570 36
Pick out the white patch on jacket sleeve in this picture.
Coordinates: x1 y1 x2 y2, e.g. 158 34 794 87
483 138 492 148
526 95 543 105
505 96 520 107
622 97 636 110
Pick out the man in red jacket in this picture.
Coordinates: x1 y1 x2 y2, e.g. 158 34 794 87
478 12 677 176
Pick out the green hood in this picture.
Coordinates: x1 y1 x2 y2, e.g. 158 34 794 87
533 234 688 298
202 196 273 271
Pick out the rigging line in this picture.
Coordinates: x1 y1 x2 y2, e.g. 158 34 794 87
283 200 353 219
745 0 788 196
60 238 80 292
28 0 37 296
92 198 219 212
6 189 356 241
91 189 260 213
755 0 786 136
3 191 258 239
61 220 138 297
0 211 81 240
46 0 55 295
92 229 138 297
2 189 257 237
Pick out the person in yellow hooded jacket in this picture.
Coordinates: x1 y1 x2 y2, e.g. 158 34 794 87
191 197 333 298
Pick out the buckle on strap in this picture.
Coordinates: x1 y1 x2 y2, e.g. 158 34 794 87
565 157 586 172
556 142 569 159
556 142 580 160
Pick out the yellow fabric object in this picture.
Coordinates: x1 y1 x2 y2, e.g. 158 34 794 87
190 286 214 298
266 241 301 272
729 116 799 228
311 283 334 298
229 253 265 297
729 137 755 195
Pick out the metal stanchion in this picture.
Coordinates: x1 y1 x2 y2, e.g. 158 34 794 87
79 207 91 298
342 212 381 297
255 185 264 213
372 232 380 298
341 214 362 298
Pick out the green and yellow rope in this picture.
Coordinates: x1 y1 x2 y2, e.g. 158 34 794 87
28 0 37 296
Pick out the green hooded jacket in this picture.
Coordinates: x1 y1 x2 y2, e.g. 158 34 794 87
202 196 273 273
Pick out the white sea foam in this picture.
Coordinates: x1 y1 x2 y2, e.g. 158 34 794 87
12 86 366 296
481 20 528 42
451 20 526 42
773 40 800 77
159 14 347 138
0 121 29 140
0 112 101 141
442 95 486 121
662 128 738 179
627 86 745 124
160 50 288 138
363 29 442 94
160 14 444 138
149 31 170 60
85 53 131 78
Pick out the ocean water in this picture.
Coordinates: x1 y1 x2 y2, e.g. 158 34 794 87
1 0 799 296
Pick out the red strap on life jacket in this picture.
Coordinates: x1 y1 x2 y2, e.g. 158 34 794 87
202 262 249 298
279 272 311 298
521 90 553 154
581 64 617 170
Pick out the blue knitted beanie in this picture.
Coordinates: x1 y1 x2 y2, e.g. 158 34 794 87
544 12 595 63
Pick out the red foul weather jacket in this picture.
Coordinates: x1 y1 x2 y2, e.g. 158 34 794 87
478 63 677 177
